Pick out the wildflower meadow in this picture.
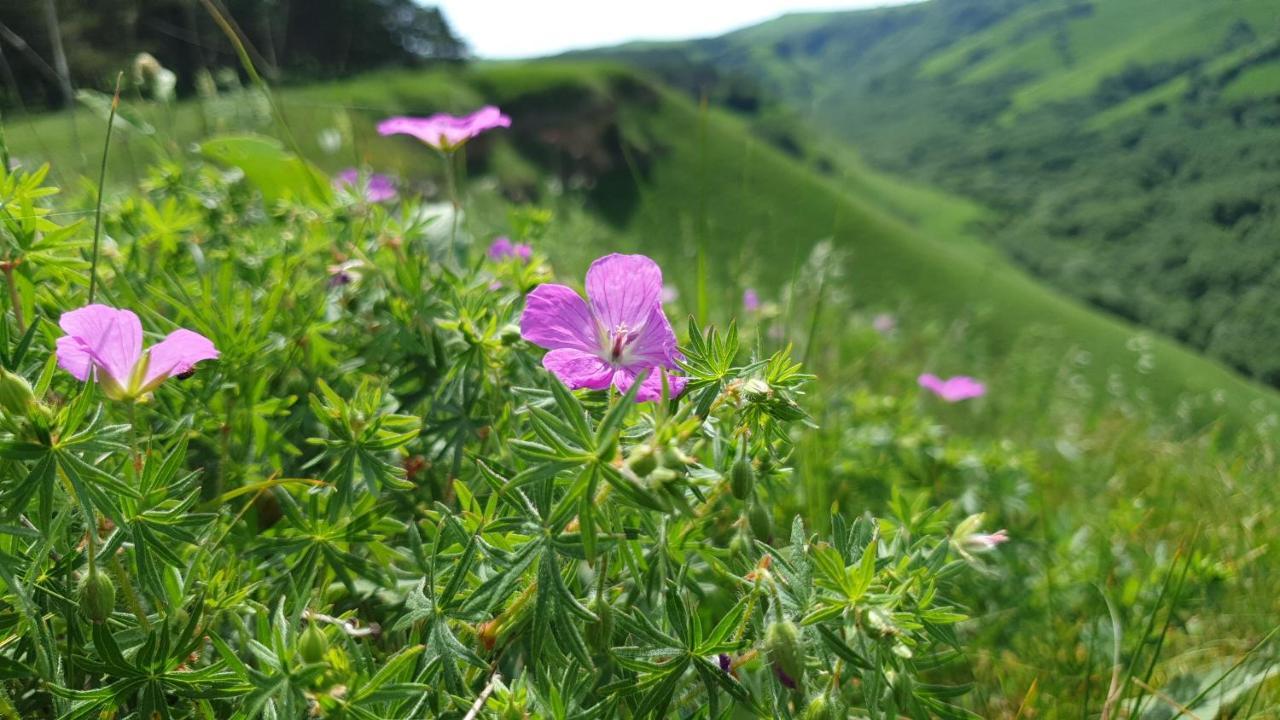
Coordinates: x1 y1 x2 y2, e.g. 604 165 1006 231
2 5 1279 717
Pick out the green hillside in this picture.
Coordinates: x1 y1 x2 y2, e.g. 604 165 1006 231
578 0 1280 386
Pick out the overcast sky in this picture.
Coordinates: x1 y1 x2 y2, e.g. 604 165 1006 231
435 1 917 59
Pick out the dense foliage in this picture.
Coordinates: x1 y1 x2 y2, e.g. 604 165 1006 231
0 142 999 717
1 0 466 110
581 0 1280 385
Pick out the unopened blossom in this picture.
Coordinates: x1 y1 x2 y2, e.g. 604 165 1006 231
520 253 687 402
488 236 531 264
376 106 511 152
56 304 219 401
743 289 761 313
334 168 397 203
918 373 986 402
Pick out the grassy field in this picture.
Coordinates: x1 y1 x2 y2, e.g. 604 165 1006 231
6 61 1280 713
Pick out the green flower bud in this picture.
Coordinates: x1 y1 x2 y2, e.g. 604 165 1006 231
626 445 658 477
588 596 613 654
748 501 772 541
78 570 116 624
299 623 329 664
764 619 805 685
729 456 755 500
0 368 35 417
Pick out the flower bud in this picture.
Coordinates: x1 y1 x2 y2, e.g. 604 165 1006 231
626 445 658 477
764 619 805 685
588 596 613 654
299 623 329 664
0 368 35 417
729 456 755 500
748 501 772 541
78 570 116 624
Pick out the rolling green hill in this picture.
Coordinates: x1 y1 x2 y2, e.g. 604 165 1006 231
577 0 1280 386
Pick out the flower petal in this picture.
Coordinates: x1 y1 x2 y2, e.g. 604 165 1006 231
542 348 613 391
142 329 220 389
625 304 680 367
520 283 598 354
55 335 93 381
585 254 663 332
612 366 687 402
58 304 142 386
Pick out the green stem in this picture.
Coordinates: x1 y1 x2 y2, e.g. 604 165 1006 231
442 149 460 250
88 74 122 304
2 263 23 333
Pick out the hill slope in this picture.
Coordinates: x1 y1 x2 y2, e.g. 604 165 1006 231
577 0 1280 385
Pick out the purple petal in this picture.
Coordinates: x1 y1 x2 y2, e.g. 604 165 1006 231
918 373 986 402
513 244 532 263
58 305 142 387
142 329 220 389
488 236 514 261
743 289 761 312
612 366 687 402
55 335 93 382
377 106 510 151
585 254 663 332
624 304 680 367
542 348 613 391
520 283 598 354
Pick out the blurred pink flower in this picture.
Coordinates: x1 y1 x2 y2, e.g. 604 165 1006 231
918 373 986 402
872 313 897 334
333 168 397 203
377 106 511 152
743 289 761 313
520 254 686 402
967 529 1010 551
56 304 218 401
488 236 532 264
661 284 679 305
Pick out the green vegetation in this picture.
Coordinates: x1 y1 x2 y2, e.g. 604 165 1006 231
6 51 1280 715
580 0 1280 386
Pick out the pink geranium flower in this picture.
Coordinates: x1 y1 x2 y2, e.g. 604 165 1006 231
334 168 397 203
520 254 687 402
376 106 511 152
488 236 532 264
966 530 1010 551
56 304 219 401
742 289 761 313
918 373 986 402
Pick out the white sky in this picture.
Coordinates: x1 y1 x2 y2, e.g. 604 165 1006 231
436 1 917 59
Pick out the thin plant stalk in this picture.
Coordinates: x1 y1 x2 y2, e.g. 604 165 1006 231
88 73 122 304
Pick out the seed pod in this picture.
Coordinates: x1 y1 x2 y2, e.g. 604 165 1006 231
299 623 329 664
78 570 116 624
729 456 755 500
748 501 773 541
0 368 35 418
626 445 658 477
764 619 805 685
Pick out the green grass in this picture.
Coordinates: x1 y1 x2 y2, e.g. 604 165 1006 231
1223 59 1280 101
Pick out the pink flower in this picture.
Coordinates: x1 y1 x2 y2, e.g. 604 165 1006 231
376 106 511 152
488 236 532 264
56 304 219 401
918 373 986 402
743 289 761 313
334 168 397 203
520 254 687 402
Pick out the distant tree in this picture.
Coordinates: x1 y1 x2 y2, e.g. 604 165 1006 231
0 0 468 110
